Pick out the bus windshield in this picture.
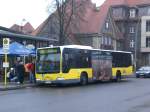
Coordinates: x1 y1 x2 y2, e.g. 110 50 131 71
36 48 60 73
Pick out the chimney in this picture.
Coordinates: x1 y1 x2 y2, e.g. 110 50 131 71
93 3 100 12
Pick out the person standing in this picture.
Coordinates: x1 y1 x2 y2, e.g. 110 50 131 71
27 62 35 83
16 61 25 84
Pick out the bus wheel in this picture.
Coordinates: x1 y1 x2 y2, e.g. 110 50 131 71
80 73 88 85
136 75 140 78
116 71 121 82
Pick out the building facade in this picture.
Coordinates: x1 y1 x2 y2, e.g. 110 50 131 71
105 2 150 67
32 0 150 67
0 26 57 48
32 0 114 49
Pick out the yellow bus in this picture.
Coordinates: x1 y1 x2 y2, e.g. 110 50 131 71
35 45 133 85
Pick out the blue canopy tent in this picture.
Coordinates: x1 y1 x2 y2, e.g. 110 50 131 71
0 42 36 65
0 42 35 55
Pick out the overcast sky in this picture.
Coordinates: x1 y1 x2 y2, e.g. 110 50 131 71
0 0 105 29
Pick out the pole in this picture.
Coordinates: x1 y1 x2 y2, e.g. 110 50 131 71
23 41 26 64
3 38 10 86
135 17 140 71
4 54 7 86
24 55 25 64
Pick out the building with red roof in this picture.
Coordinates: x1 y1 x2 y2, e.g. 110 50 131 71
10 22 34 35
32 0 150 66
104 0 150 67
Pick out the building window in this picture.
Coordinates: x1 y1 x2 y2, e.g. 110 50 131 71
148 8 150 15
129 27 135 33
130 40 134 48
146 20 150 32
101 37 104 45
101 37 108 45
105 22 109 29
108 38 112 45
104 37 107 45
129 9 136 18
101 37 112 45
146 37 150 47
117 42 122 50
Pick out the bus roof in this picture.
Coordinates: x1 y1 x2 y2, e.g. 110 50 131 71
37 45 93 50
61 45 93 49
105 50 132 54
37 45 132 54
93 49 132 54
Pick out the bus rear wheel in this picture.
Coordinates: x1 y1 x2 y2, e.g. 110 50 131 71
80 74 88 85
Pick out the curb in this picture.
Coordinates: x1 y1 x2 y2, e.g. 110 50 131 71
0 84 36 91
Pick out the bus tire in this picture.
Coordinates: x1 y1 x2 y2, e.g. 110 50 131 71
115 71 121 82
136 75 140 78
80 73 88 85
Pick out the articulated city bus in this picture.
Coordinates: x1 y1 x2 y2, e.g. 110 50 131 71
35 45 133 85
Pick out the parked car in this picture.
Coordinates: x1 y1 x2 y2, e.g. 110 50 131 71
136 66 150 78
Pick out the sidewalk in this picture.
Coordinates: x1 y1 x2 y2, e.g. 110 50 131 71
0 82 36 91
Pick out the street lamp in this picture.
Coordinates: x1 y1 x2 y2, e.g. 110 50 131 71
20 18 26 33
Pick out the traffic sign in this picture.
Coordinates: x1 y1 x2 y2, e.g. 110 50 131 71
3 62 9 68
3 38 10 50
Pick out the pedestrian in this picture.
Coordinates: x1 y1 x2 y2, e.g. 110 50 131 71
16 61 25 84
7 68 15 82
27 61 35 83
0 68 2 80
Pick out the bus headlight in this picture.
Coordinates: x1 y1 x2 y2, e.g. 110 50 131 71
146 72 150 74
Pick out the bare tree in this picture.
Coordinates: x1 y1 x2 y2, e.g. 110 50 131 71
48 0 88 45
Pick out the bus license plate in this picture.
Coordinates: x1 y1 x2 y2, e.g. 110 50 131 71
45 81 51 84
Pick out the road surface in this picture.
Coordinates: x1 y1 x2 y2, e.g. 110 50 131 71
0 78 150 112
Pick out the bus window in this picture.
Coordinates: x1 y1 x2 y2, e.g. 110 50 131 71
62 48 76 73
112 52 132 67
62 48 91 73
75 50 91 68
36 48 60 73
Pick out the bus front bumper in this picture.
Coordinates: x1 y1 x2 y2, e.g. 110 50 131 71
36 79 80 84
